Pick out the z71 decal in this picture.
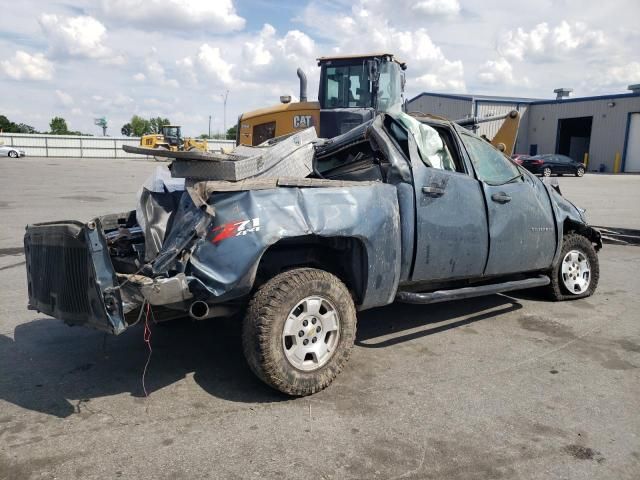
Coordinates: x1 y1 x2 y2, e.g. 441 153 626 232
211 218 261 244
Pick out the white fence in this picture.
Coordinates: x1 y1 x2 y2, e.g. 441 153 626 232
0 132 236 158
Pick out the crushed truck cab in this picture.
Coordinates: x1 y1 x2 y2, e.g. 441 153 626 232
24 112 601 396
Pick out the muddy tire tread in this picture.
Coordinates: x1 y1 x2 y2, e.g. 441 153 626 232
242 268 356 396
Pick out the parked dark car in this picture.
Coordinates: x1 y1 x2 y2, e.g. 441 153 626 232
510 153 530 165
521 154 585 177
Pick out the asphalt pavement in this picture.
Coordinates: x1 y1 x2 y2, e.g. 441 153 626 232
0 157 638 479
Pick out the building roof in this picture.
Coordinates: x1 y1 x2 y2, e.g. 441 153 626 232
408 92 543 104
408 90 640 106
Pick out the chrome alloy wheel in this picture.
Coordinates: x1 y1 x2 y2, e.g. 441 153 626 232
282 296 340 372
561 250 591 294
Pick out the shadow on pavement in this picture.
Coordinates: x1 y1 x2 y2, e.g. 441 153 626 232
0 294 523 418
356 294 522 348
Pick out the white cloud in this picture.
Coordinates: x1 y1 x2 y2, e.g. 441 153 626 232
608 62 640 85
3 0 638 136
583 61 640 92
113 94 134 107
242 24 275 67
300 3 465 92
412 0 460 16
102 0 245 32
497 21 606 62
176 57 198 85
278 30 315 62
196 44 234 85
55 90 74 106
142 51 180 87
39 14 119 62
477 57 527 86
1 51 54 81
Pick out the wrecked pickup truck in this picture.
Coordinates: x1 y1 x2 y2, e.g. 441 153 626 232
24 112 602 396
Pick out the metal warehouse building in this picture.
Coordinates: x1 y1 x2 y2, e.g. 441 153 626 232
407 85 640 173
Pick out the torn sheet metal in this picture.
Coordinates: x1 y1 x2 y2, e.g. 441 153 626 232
168 127 317 181
136 165 185 261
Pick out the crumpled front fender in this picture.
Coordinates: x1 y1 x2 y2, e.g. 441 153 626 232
544 183 602 266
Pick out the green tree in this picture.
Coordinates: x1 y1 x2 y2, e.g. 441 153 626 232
49 117 69 135
121 123 132 136
16 123 37 134
130 115 151 137
226 125 237 140
0 115 15 132
0 115 38 133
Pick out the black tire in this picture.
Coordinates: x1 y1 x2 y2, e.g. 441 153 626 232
576 166 585 177
546 233 599 301
242 268 357 396
8 151 18 158
543 167 552 177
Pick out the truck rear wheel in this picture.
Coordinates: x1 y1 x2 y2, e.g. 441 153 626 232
546 233 599 301
242 268 357 396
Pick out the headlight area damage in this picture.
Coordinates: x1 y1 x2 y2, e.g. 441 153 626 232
25 122 402 335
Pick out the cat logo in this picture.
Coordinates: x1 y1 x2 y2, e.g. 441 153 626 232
293 115 313 129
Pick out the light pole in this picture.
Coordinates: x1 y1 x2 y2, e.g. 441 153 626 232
221 90 229 139
208 115 211 138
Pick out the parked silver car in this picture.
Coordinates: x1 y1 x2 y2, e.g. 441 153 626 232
0 144 25 158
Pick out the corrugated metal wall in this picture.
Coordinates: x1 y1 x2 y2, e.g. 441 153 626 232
474 102 531 154
0 133 235 158
407 95 472 121
527 95 640 171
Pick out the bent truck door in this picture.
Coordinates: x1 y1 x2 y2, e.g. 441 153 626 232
408 125 489 282
460 132 556 275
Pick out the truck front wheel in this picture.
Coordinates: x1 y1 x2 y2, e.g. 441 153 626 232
242 268 357 396
546 233 599 301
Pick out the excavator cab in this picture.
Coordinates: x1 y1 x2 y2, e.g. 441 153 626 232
160 125 182 147
317 53 406 138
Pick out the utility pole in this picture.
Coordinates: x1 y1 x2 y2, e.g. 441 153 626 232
221 90 229 139
208 115 211 138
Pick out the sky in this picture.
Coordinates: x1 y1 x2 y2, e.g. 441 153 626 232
1 0 638 136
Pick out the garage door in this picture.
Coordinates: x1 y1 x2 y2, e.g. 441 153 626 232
624 113 640 172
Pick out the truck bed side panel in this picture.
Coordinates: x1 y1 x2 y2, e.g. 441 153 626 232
185 183 401 310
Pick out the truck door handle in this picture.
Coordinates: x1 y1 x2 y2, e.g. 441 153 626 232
491 192 511 204
422 186 445 197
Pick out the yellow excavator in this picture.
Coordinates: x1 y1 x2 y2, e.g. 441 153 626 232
236 52 521 156
140 125 208 160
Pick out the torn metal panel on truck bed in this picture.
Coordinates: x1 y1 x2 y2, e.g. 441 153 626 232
123 127 317 181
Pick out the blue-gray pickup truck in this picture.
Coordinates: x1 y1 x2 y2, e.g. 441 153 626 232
24 112 601 396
